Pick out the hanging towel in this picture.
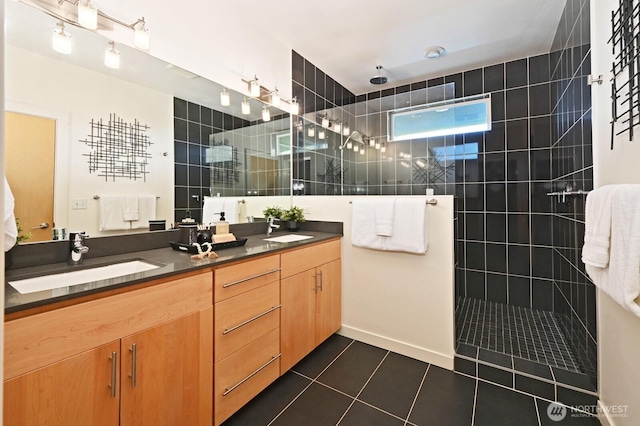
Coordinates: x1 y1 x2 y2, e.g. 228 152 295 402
583 184 640 317
385 198 428 254
351 198 429 254
223 198 239 225
131 195 157 229
122 196 139 222
374 198 395 236
99 196 129 231
202 196 225 225
351 199 386 250
581 186 615 268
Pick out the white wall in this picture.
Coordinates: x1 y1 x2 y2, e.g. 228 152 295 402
1 0 6 407
591 1 640 424
295 195 455 369
5 45 174 237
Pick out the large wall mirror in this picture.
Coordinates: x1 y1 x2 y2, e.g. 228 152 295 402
4 0 291 242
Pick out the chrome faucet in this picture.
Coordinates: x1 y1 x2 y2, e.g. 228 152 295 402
266 217 280 236
68 232 89 265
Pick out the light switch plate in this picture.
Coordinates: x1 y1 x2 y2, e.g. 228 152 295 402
72 199 87 210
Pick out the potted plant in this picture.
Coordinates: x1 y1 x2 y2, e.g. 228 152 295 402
262 206 283 220
281 206 305 231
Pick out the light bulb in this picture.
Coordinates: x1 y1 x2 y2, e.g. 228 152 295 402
360 148 365 155
381 144 386 153
52 22 71 54
375 141 381 150
134 20 150 51
308 126 315 137
322 116 330 128
250 78 260 97
262 106 271 122
343 124 350 136
220 88 230 106
289 98 299 115
318 129 325 140
352 144 358 151
347 141 353 149
271 90 280 107
334 122 341 134
369 138 376 147
104 42 120 69
241 98 250 115
78 0 98 30
416 159 426 168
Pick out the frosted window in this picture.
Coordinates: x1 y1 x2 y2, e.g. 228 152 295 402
388 94 491 141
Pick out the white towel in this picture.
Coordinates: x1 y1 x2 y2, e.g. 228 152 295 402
583 185 640 317
351 199 386 250
374 199 395 236
582 186 615 268
386 198 428 254
202 196 225 225
99 196 129 231
122 196 139 222
351 198 429 254
223 198 239 225
131 195 157 229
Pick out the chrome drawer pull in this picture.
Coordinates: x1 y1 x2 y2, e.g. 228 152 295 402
129 343 137 388
109 351 117 398
222 268 281 288
222 353 281 396
222 305 281 335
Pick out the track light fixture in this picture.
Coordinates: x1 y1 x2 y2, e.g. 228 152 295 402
220 88 230 106
289 97 299 115
77 0 97 30
270 88 281 107
262 105 271 122
104 41 120 69
52 21 72 54
241 97 251 115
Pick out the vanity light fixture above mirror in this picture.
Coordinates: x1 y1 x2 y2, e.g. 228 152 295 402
241 74 300 115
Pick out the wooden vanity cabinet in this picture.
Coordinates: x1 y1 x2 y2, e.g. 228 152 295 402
4 271 213 426
213 254 281 426
280 239 342 373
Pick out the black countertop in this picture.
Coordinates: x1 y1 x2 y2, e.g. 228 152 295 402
5 230 342 314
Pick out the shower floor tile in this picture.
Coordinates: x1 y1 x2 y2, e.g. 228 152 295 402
455 297 581 373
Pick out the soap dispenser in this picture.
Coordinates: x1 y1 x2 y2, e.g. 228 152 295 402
215 212 229 235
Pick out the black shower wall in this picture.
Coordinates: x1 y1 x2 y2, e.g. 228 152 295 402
549 0 596 383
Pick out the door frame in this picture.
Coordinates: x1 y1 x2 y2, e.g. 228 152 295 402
5 101 70 232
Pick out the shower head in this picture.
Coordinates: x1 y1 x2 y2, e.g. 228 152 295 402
370 65 388 85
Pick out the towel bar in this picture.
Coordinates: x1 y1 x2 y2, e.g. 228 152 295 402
349 199 438 206
94 195 160 199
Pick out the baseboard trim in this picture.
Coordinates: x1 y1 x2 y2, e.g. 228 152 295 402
338 325 454 370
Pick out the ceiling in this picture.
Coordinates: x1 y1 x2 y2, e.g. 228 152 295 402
232 0 568 94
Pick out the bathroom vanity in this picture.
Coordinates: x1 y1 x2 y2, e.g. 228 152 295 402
3 229 342 426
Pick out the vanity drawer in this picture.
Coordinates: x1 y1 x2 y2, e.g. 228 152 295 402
214 254 280 302
280 239 341 278
214 280 280 362
214 328 280 425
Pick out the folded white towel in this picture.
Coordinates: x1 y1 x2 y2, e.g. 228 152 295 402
385 198 428 254
583 185 640 317
351 199 386 250
122 196 139 222
99 196 129 231
202 196 225 225
131 195 157 229
351 198 429 254
374 199 395 236
582 186 615 268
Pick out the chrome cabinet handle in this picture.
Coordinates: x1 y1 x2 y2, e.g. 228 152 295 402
109 351 117 398
223 305 281 335
222 268 281 288
317 270 323 291
222 354 281 396
129 343 137 387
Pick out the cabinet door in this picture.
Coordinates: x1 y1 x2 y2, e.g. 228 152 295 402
4 341 120 426
280 269 317 373
120 308 213 426
315 259 342 345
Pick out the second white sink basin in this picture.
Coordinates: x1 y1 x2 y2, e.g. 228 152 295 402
263 234 314 243
9 260 161 294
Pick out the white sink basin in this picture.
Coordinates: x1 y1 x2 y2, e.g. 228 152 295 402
8 260 161 295
263 234 314 243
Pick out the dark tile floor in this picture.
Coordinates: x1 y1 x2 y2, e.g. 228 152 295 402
223 334 600 426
